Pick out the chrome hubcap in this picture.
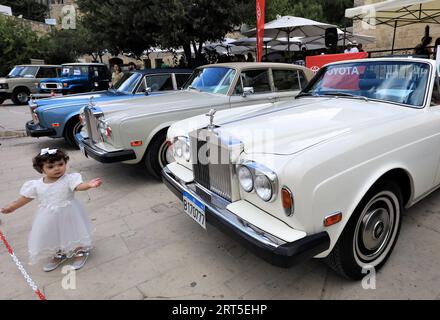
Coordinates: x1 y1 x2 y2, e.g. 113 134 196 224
354 191 399 265
361 208 390 251
17 92 29 103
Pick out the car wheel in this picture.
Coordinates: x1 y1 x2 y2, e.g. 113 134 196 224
144 130 173 179
325 180 402 280
0 97 4 105
64 117 83 148
12 88 30 105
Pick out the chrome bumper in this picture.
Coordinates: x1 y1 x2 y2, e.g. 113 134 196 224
162 166 330 267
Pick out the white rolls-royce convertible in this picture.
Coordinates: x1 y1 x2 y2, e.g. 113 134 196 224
163 57 440 279
76 63 313 178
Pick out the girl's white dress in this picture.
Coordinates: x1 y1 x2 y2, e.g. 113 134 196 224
20 173 94 264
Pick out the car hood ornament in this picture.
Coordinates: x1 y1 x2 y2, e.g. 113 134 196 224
88 96 95 109
206 108 217 130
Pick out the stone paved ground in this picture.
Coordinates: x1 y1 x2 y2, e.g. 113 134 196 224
1 104 440 300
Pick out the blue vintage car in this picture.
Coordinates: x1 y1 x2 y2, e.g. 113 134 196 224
26 68 192 147
38 63 111 95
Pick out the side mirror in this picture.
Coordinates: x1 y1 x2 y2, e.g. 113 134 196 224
242 87 254 97
144 87 152 96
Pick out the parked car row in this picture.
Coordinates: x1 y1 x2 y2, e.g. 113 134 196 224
25 68 192 146
76 62 313 178
23 58 438 279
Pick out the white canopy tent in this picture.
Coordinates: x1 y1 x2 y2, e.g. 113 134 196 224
243 16 336 54
346 0 440 27
345 0 440 52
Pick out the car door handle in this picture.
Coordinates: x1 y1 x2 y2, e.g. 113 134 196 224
268 97 278 102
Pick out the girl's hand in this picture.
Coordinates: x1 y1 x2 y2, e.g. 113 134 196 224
88 178 102 188
1 205 15 214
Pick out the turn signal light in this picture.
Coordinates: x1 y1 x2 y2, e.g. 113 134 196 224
130 140 143 147
324 212 342 227
281 187 294 216
51 123 60 127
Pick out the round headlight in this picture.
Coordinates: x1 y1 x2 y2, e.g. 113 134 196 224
255 175 273 202
173 138 190 162
183 143 191 161
238 166 253 192
174 141 183 158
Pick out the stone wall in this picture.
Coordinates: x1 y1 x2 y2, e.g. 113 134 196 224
7 16 52 36
353 0 440 54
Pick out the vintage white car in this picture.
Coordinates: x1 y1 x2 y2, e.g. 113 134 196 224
163 57 440 279
76 63 313 178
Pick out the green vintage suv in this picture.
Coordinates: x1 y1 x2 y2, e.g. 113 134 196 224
0 65 61 105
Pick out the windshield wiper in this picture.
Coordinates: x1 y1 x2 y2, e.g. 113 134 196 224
295 92 320 99
321 92 369 102
188 86 200 92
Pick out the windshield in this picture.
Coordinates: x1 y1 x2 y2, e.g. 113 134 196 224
302 61 431 108
61 65 88 77
115 72 140 93
7 66 38 78
184 67 236 94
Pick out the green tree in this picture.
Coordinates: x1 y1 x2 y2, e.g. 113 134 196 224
40 21 108 65
245 0 353 27
1 0 48 22
77 0 254 67
0 15 43 76
156 0 252 67
76 0 160 59
322 0 354 27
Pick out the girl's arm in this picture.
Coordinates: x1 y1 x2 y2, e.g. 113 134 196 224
75 178 102 192
1 196 34 214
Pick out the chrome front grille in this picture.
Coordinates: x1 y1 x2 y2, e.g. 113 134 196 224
191 129 242 202
209 163 232 201
42 83 61 89
84 107 103 144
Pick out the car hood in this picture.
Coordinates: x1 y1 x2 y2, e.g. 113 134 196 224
35 91 121 111
0 77 34 83
175 97 419 156
96 90 229 120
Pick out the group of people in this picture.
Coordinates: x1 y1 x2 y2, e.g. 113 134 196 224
344 40 364 53
111 62 138 86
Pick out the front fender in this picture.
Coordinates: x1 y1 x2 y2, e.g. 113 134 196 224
117 120 173 165
61 111 81 135
310 162 414 258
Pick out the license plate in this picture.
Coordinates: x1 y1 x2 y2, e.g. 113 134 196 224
183 191 206 229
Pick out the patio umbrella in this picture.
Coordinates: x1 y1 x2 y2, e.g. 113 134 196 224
230 37 283 56
203 38 237 55
243 15 337 55
345 0 440 53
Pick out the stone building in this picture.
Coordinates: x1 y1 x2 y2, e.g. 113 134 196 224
353 0 440 55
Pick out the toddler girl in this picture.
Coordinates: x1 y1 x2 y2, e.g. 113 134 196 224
1 148 102 272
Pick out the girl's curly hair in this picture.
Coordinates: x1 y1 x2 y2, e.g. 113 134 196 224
33 149 69 174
